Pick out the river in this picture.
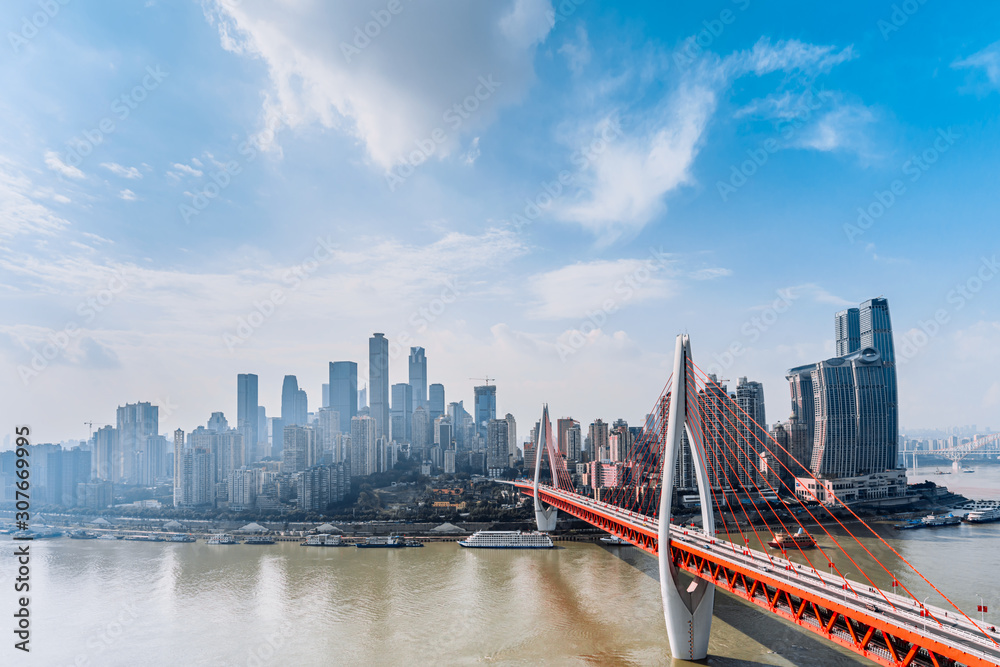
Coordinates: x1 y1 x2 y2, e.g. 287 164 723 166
0 464 997 666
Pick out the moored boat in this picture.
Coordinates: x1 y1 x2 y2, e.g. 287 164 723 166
207 534 240 545
963 507 1000 524
458 531 554 549
302 534 348 547
600 535 631 546
169 534 197 543
356 535 405 548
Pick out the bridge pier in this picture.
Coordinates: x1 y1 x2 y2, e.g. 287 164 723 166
658 334 716 661
534 505 557 532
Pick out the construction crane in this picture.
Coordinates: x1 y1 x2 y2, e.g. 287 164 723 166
84 421 95 443
469 376 494 386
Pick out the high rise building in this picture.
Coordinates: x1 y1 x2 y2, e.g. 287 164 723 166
322 383 329 408
92 425 116 481
408 347 427 411
317 407 341 464
207 411 229 432
369 333 390 438
434 416 453 449
566 422 582 462
735 377 767 487
256 406 267 463
588 420 609 459
504 413 517 463
486 419 509 472
350 415 377 477
473 384 496 441
429 383 445 420
237 373 259 461
835 308 861 356
390 382 413 442
412 406 431 450
172 429 185 506
785 297 899 480
283 425 316 475
116 402 158 484
228 467 259 511
557 418 576 457
329 362 358 433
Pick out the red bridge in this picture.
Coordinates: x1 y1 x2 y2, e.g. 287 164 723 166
515 335 1000 667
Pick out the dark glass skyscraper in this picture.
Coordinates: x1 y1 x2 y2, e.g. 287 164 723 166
786 297 898 479
835 307 860 356
473 384 496 441
408 347 427 411
429 383 445 420
237 373 259 460
329 361 357 433
390 382 413 442
369 333 390 438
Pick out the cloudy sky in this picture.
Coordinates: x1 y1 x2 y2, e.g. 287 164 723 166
2 0 999 444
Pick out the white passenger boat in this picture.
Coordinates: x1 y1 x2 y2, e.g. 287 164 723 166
458 531 554 549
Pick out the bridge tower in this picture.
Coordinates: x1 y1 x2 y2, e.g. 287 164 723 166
532 404 558 532
657 334 717 661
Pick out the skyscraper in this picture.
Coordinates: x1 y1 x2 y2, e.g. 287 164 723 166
390 382 413 442
369 333 390 438
429 383 445 420
835 308 861 356
486 419 509 472
282 424 314 475
92 425 115 481
116 402 158 484
786 297 899 480
408 347 427 411
473 384 496 441
735 377 767 486
588 420 609 459
237 373 259 461
566 422 582 462
350 415 377 477
504 413 517 463
329 361 358 432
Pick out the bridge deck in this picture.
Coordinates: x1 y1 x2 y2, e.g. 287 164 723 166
515 481 1000 667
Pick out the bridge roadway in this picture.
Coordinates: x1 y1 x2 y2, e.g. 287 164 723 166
518 482 1000 666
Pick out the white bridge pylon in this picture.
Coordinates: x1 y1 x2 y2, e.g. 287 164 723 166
532 403 558 532
658 334 717 661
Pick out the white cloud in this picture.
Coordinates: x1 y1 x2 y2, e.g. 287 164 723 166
0 157 71 238
44 150 85 179
206 0 554 170
119 189 137 201
794 104 876 154
169 162 203 178
462 137 481 166
559 24 591 75
553 37 857 242
953 40 1000 90
526 258 676 320
100 162 143 179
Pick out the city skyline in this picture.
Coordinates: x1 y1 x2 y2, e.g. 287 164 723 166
4 1 1000 444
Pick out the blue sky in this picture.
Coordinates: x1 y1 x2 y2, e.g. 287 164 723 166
2 0 999 443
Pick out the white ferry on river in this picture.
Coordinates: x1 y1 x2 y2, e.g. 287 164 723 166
458 531 554 549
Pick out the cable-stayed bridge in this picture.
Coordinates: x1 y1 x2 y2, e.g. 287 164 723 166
514 335 1000 666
